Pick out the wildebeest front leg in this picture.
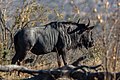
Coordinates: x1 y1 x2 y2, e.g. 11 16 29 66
57 53 61 67
58 50 67 66
61 51 67 66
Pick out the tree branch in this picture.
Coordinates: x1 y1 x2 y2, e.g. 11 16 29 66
0 56 119 80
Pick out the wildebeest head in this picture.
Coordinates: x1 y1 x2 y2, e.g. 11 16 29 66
67 19 94 49
79 26 94 49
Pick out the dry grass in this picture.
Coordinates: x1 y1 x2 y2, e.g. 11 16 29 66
0 0 119 79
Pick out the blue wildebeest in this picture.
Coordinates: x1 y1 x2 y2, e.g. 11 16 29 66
11 20 94 67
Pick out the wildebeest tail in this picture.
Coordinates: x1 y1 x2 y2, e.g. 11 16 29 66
11 31 21 64
14 31 19 50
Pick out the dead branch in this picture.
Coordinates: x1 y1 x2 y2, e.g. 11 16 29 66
0 55 117 80
0 65 28 72
0 65 120 80
0 56 119 80
0 64 120 80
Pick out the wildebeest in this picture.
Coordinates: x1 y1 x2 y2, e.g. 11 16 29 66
11 20 94 67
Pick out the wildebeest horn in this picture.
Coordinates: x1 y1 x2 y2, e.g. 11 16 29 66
87 26 94 30
86 18 90 27
77 18 80 23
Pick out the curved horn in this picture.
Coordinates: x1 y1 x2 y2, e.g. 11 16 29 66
77 18 80 23
86 18 90 27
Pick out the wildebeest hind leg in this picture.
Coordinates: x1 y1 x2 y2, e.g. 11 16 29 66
18 50 28 65
12 49 28 65
11 52 20 64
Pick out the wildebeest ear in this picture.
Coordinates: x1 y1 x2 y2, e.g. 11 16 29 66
87 26 94 30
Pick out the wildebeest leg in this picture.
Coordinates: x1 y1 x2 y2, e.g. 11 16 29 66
11 51 27 76
61 51 67 66
17 50 28 76
11 52 20 64
11 52 20 75
57 53 61 67
58 50 67 66
11 51 26 65
31 55 43 66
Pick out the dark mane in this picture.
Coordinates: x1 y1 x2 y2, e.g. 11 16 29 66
44 21 86 29
45 21 78 26
45 21 88 26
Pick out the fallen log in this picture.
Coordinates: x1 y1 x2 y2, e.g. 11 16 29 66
0 64 120 80
0 56 119 80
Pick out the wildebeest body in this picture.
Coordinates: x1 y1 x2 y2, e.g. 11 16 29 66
12 21 94 66
13 27 59 58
